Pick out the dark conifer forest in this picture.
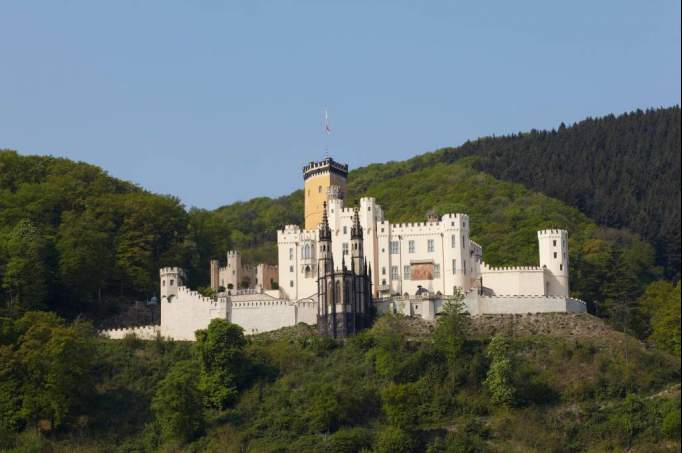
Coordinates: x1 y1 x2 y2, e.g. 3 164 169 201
458 107 681 280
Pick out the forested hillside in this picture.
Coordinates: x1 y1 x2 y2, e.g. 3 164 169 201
450 107 681 280
1 107 680 340
1 108 680 452
0 151 193 318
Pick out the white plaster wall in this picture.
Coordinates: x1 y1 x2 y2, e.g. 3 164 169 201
230 300 296 335
296 301 318 325
161 287 228 341
481 267 546 296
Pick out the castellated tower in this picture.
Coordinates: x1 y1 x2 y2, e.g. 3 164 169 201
160 267 186 302
538 229 569 296
303 157 348 230
210 259 220 290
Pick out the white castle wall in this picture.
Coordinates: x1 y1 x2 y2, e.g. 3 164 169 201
230 299 296 335
480 264 546 296
100 325 160 340
161 286 228 341
375 293 587 320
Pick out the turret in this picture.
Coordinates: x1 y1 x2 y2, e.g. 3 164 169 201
318 202 333 277
350 207 364 272
209 259 220 290
538 229 569 296
160 267 186 302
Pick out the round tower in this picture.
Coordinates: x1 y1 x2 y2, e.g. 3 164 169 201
160 267 186 302
303 157 348 230
538 229 569 296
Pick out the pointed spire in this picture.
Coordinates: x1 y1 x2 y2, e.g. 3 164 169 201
351 207 363 239
319 201 331 241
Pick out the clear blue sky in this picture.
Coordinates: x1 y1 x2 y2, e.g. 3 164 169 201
2 1 680 209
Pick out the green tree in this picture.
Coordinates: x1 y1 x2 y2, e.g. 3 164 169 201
484 334 516 407
151 360 205 443
380 382 422 429
638 280 681 354
194 319 249 409
1 220 51 313
433 292 469 366
14 312 95 430
56 209 114 305
374 426 420 453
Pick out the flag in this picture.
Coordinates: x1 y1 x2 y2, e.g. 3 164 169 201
324 108 331 135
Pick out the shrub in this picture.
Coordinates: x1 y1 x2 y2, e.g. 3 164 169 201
374 426 420 453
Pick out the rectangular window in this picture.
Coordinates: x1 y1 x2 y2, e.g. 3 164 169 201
408 240 415 253
289 265 294 273
343 226 347 235
342 243 349 255
390 266 399 280
403 265 411 280
390 241 399 254
289 248 294 260
553 240 557 247
434 264 440 278
452 259 457 274
289 280 294 287
382 267 386 275
427 239 434 253
554 252 557 258
462 236 465 248
451 234 457 248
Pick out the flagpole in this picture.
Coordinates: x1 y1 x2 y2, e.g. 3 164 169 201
323 107 331 159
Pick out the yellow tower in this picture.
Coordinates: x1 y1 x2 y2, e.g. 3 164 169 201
303 157 348 230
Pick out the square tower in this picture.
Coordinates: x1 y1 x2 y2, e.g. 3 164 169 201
303 157 348 230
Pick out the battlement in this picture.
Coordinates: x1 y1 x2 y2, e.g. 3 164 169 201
480 262 544 272
231 299 291 308
99 325 160 340
177 286 226 306
227 250 241 256
303 157 349 180
160 267 186 277
538 229 567 237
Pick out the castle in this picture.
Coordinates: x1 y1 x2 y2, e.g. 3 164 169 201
101 157 586 341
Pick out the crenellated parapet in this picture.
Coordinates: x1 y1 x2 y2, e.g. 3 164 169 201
537 229 568 238
303 158 349 180
481 262 544 273
99 325 160 340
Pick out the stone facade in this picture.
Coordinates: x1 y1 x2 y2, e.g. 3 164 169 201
210 251 278 292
